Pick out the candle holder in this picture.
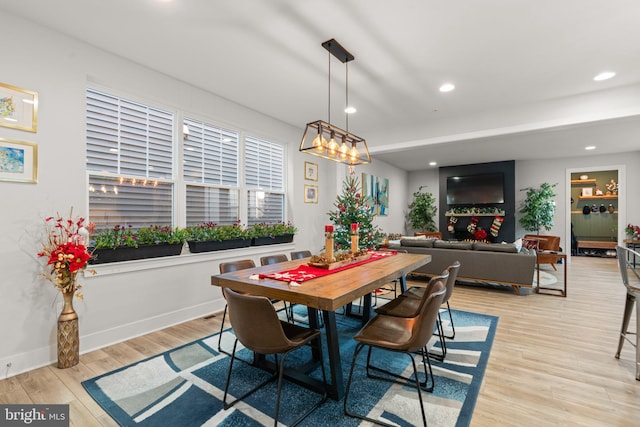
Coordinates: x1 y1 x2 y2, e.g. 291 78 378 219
350 223 359 254
325 225 335 262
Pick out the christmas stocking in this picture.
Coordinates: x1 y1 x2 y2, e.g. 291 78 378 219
467 216 479 234
490 216 504 237
447 216 458 233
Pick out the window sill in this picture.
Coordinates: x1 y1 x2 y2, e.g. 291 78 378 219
84 242 295 277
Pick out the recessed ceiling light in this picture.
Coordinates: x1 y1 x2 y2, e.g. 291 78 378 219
585 146 596 150
439 83 455 92
429 161 437 166
593 71 616 81
344 106 357 114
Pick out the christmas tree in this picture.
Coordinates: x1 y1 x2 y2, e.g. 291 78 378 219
328 175 384 251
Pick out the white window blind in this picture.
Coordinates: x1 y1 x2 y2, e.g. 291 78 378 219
183 118 240 225
244 136 285 224
183 118 238 186
86 88 175 229
245 136 284 191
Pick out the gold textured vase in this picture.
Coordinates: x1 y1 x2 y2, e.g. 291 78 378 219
57 290 79 368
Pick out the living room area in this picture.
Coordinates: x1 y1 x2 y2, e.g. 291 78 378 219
1 2 640 426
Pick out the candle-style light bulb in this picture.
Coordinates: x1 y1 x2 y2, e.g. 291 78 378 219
313 134 327 153
327 132 339 156
339 137 349 160
349 144 360 162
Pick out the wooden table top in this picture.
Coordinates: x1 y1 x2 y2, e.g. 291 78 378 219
211 252 431 312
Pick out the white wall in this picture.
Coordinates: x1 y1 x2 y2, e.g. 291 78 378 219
516 151 640 252
406 169 440 235
0 13 340 377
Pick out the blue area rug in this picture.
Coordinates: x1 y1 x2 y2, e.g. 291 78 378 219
82 306 497 426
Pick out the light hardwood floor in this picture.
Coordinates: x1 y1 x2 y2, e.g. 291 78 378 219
1 256 638 426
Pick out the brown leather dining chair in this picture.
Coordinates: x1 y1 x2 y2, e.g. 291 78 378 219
343 281 446 427
290 250 312 259
217 259 257 357
222 288 328 426
405 261 461 338
375 270 450 361
260 254 289 265
260 254 293 322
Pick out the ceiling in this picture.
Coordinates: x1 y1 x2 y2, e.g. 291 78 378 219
1 0 639 170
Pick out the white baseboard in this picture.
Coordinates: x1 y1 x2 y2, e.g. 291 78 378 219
1 300 221 380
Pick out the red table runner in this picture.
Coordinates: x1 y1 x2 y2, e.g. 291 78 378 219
258 251 397 284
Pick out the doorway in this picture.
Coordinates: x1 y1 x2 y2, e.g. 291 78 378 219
565 165 626 259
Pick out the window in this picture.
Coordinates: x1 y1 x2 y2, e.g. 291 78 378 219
86 88 287 232
245 135 285 224
86 89 174 229
183 118 239 225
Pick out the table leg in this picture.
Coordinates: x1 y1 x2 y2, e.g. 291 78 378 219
399 274 407 293
322 310 344 400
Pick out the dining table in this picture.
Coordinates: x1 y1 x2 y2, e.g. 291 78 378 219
210 251 431 400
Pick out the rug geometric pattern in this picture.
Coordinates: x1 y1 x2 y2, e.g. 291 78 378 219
83 306 497 427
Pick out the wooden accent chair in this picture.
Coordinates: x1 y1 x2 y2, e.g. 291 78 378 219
222 288 328 426
524 234 561 270
415 231 443 240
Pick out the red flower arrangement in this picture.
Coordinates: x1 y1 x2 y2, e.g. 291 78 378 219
38 209 95 299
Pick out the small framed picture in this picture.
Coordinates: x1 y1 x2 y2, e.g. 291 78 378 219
0 138 38 183
304 161 318 181
304 184 318 203
0 82 39 132
581 187 593 197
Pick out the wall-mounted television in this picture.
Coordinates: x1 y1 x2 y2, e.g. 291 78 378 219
446 173 505 205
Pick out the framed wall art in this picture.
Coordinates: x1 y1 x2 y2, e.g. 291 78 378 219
304 184 318 203
362 172 389 216
0 82 38 132
304 161 318 181
0 138 38 183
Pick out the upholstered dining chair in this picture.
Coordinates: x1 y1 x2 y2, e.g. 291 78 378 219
290 250 312 259
343 281 446 427
222 288 328 426
615 245 640 380
405 261 461 340
260 254 289 265
289 250 324 327
259 254 294 322
217 259 257 357
375 270 450 361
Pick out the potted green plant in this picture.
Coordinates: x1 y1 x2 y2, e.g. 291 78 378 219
248 222 297 246
405 186 438 234
89 224 186 264
185 221 251 253
519 182 557 234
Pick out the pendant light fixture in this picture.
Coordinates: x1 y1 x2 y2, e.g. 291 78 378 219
299 39 370 166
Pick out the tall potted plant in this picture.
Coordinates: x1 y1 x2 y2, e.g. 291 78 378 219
405 186 438 233
519 182 557 234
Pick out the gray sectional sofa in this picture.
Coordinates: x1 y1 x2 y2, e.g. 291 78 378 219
392 238 537 295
